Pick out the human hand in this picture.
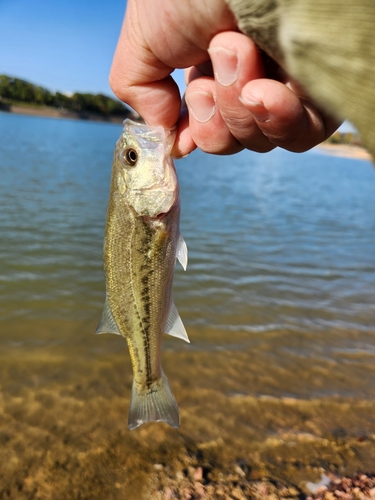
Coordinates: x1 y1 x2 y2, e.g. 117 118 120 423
109 0 340 157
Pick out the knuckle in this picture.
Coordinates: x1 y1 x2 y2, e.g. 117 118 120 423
267 134 313 152
108 75 121 99
108 73 129 102
220 110 254 131
220 111 261 142
219 111 274 152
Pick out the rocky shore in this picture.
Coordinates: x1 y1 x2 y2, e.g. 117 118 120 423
1 320 375 500
149 471 375 499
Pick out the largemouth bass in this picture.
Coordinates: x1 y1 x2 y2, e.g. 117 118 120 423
96 119 188 430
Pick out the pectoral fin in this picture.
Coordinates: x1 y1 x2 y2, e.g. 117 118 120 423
95 295 121 335
165 303 190 343
177 234 188 271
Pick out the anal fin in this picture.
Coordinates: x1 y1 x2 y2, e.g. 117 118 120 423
95 295 121 335
165 303 189 343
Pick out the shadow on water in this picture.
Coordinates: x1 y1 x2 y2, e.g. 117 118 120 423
0 102 10 112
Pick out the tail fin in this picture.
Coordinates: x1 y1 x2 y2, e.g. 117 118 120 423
128 372 180 430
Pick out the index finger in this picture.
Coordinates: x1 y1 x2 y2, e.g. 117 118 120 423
109 1 181 129
109 0 236 131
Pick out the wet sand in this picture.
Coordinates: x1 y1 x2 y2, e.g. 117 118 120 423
1 320 375 499
316 143 373 161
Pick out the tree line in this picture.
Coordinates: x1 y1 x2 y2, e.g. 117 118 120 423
0 74 131 117
326 131 362 146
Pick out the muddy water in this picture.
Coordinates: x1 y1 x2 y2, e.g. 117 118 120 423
1 112 375 499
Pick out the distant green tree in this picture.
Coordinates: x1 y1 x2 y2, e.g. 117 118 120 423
0 75 12 100
34 86 54 106
0 74 132 117
54 92 73 109
327 130 362 146
71 92 85 111
14 79 34 102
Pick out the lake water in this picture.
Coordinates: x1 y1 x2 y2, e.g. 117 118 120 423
0 113 375 393
1 112 375 497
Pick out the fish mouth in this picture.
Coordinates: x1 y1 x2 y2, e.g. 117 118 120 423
142 212 167 223
129 188 177 220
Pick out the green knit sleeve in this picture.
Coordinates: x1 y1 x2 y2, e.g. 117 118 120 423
225 0 375 158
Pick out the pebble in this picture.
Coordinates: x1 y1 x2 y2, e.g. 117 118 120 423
194 482 205 497
175 470 184 480
193 467 203 482
182 490 192 500
324 493 335 500
231 486 247 500
315 485 328 494
233 464 246 478
164 487 176 499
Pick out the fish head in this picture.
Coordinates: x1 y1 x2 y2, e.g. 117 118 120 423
113 119 178 218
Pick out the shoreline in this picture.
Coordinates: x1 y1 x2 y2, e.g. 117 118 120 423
0 102 135 124
2 104 373 163
316 142 373 161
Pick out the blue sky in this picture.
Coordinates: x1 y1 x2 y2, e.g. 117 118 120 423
0 0 355 132
0 0 185 97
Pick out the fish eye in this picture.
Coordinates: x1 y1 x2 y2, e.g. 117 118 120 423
123 148 138 166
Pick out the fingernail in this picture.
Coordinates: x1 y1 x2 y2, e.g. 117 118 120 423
208 47 238 86
239 96 270 122
185 91 216 123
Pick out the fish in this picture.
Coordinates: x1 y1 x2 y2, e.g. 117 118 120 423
96 119 189 430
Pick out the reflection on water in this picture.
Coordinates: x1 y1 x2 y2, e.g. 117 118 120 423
1 112 375 397
0 113 111 321
176 147 375 335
